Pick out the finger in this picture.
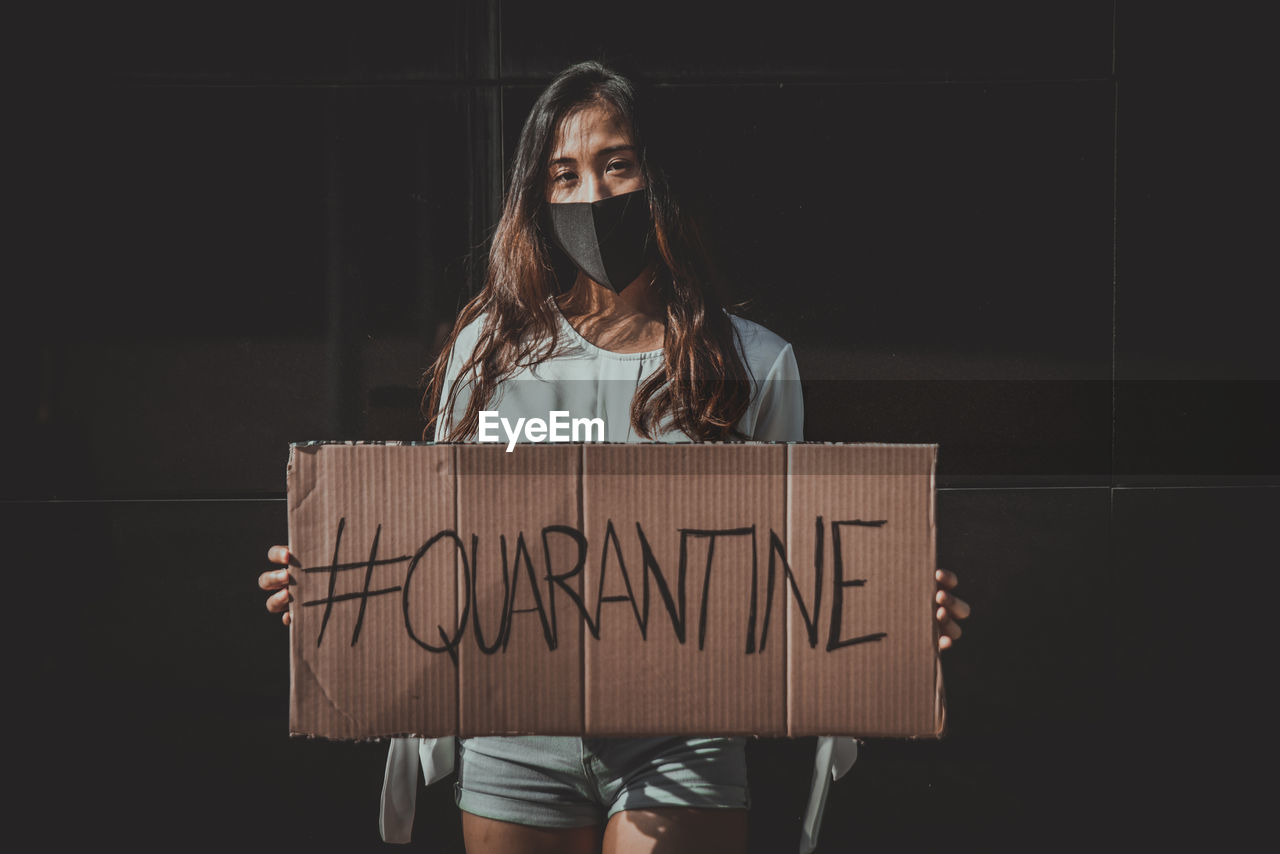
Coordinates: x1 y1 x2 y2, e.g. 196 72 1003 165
938 634 953 651
258 568 291 591
935 568 959 590
936 610 963 642
282 611 291 627
935 590 971 620
268 545 292 565
266 587 292 613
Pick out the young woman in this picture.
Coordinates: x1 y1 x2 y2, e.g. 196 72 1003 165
260 61 968 854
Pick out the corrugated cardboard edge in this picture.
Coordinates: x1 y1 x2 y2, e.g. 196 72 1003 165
577 445 587 736
930 443 948 739
452 443 462 740
286 443 354 739
287 444 297 735
783 440 791 739
285 443 309 738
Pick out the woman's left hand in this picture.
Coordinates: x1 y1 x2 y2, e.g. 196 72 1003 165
934 569 969 650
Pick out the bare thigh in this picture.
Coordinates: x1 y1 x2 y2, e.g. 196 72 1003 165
461 812 602 854
602 808 748 854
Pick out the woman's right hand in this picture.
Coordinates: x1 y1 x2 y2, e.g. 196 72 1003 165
259 545 294 626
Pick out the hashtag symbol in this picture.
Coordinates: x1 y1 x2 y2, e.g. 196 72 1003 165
302 518 411 647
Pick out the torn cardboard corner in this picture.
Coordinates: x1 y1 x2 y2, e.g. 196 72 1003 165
286 442 945 740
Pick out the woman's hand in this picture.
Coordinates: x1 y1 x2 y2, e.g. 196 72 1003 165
935 569 969 650
259 545 294 626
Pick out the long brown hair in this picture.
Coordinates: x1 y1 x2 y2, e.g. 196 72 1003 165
423 61 751 441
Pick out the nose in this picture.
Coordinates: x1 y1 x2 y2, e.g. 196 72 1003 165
580 174 614 204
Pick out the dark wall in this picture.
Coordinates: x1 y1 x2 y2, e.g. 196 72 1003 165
13 3 1274 851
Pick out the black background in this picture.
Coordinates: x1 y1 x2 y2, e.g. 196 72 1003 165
10 3 1275 852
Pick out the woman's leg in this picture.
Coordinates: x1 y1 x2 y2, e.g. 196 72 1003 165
461 812 602 854
601 807 747 854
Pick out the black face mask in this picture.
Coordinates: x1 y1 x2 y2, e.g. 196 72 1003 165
543 188 655 293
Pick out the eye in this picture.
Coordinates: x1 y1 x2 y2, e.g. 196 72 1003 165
607 159 633 173
552 170 577 184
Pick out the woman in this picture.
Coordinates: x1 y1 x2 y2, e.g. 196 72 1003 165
260 61 968 854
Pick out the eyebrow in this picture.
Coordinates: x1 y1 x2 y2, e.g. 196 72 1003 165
548 144 637 168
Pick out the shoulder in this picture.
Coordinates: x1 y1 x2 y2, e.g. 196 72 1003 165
726 313 795 383
725 313 803 440
443 312 490 369
454 312 489 351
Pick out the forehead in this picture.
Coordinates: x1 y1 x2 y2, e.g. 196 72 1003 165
549 102 634 158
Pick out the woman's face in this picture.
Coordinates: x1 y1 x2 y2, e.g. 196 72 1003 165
545 102 645 204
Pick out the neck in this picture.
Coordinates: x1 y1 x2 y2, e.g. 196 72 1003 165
554 262 669 353
555 261 666 322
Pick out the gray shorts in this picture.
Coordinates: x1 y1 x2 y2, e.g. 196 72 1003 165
455 735 751 828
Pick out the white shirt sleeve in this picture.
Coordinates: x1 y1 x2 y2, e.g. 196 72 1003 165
748 342 804 442
431 319 484 443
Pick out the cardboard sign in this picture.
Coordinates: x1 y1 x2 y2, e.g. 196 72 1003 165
286 442 945 739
